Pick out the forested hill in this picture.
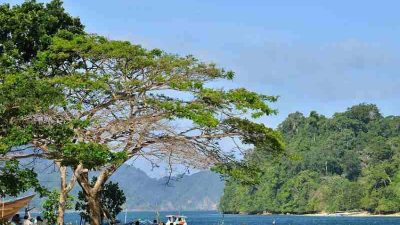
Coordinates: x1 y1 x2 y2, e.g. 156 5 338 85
219 104 400 214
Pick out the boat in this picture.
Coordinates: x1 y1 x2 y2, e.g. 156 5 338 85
165 215 187 225
123 219 154 225
0 195 35 222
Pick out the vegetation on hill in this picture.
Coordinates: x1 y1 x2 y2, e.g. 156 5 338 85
219 104 400 215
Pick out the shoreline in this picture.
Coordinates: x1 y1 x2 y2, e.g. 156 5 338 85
302 211 400 217
224 211 400 217
30 210 400 217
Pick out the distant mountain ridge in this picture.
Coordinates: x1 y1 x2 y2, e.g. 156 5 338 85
110 165 224 210
31 163 224 211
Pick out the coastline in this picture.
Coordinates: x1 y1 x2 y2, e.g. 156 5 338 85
303 211 400 217
225 211 400 217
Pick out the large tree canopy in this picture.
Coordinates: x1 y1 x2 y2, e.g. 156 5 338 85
28 32 283 169
0 31 284 224
0 3 283 225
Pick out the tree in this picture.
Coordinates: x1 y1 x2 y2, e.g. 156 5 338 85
343 104 382 125
76 178 126 224
44 33 283 225
310 176 362 212
0 160 45 197
42 189 74 225
0 69 67 224
0 3 283 223
0 0 84 63
0 1 84 224
276 170 319 213
1 32 283 225
278 112 305 139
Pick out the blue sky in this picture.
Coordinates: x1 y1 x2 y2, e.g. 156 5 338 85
4 0 400 176
6 0 400 127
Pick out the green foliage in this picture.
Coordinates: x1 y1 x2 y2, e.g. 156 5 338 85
42 189 74 225
220 104 400 214
224 118 284 150
76 178 126 222
212 118 285 185
0 0 82 198
0 0 84 62
0 72 64 153
276 170 319 213
310 176 363 212
61 142 127 169
0 160 46 197
35 33 277 126
212 161 263 185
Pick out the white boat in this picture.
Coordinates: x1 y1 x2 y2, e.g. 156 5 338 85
165 215 187 225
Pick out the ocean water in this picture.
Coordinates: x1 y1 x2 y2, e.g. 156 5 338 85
60 211 400 225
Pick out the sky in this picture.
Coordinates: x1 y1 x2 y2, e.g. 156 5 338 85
4 0 400 176
5 0 400 127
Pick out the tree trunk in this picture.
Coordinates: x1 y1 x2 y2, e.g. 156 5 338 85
87 194 102 225
57 190 66 225
76 166 120 225
56 164 80 225
57 165 67 225
76 171 103 225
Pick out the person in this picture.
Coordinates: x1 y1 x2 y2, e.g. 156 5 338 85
11 214 21 225
23 215 33 225
152 220 158 225
166 216 174 225
134 220 140 225
36 216 45 225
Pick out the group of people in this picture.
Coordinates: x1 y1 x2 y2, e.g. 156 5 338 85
165 217 186 225
10 213 46 225
151 219 166 225
131 219 165 225
131 218 184 225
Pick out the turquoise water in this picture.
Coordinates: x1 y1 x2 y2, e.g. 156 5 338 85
61 211 400 225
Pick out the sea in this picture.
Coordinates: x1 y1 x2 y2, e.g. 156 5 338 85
56 211 400 225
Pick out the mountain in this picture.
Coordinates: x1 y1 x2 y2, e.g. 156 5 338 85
29 163 224 211
109 165 224 210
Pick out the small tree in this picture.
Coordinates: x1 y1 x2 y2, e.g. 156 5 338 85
76 178 126 224
42 189 74 225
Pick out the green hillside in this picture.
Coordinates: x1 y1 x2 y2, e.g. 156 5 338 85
219 104 400 214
